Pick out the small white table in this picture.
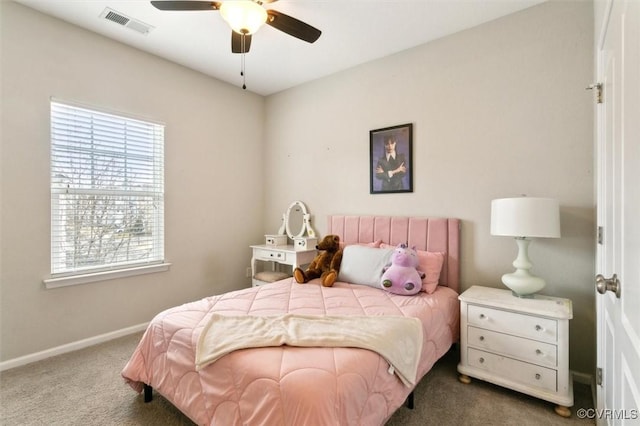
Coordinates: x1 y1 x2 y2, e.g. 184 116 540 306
250 245 316 287
457 285 574 417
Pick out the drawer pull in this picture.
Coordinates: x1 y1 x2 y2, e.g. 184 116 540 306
535 373 541 380
479 357 485 364
479 314 486 319
536 349 542 355
535 325 543 331
479 336 485 341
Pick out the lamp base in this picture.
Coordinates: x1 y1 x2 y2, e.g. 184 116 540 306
501 237 546 297
502 271 546 298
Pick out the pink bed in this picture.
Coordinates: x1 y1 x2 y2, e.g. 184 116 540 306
122 215 460 425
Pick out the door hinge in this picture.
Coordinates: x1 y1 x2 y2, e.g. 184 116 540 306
596 367 603 386
597 226 604 245
586 83 603 104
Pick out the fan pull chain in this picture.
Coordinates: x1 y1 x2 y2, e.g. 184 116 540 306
240 33 247 90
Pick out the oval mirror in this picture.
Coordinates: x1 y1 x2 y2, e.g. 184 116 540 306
285 201 308 239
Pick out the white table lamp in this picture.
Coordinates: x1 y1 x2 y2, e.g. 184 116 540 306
491 197 560 297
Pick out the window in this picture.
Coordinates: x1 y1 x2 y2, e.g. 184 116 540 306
48 100 166 286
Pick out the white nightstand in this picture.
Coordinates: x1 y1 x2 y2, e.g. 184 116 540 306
457 286 574 417
250 245 316 287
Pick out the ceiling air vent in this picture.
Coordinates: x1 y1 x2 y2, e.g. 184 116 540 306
100 8 154 35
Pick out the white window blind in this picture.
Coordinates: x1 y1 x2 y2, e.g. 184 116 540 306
50 100 165 278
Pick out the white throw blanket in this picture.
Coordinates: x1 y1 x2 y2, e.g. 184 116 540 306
196 313 423 387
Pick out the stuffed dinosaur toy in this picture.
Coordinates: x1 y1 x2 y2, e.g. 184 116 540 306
380 243 425 295
293 234 343 287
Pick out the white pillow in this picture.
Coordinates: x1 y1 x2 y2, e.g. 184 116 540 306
338 245 394 287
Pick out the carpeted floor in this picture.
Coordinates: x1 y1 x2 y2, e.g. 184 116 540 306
1 332 595 425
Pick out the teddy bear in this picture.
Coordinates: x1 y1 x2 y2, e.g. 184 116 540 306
293 234 343 287
380 243 425 295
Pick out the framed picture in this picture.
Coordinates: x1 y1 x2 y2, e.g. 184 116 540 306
369 123 413 194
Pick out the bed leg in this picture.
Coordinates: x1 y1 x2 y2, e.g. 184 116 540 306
405 391 414 409
143 384 153 403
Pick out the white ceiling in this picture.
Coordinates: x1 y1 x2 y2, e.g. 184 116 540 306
14 0 547 96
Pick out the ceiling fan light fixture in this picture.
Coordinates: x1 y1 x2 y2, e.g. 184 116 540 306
220 1 267 35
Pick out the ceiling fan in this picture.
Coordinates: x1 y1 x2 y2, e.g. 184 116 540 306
150 1 322 54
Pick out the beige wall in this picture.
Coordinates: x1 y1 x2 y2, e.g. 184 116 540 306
264 0 595 375
0 2 265 360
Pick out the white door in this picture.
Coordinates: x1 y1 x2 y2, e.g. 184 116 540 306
595 0 640 425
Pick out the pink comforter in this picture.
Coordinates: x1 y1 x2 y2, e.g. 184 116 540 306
122 279 459 425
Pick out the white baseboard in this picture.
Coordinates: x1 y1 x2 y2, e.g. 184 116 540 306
0 322 148 372
572 370 594 385
571 370 597 410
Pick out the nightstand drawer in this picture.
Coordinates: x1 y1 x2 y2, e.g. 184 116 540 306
468 348 557 392
468 304 558 343
467 326 557 368
254 249 289 262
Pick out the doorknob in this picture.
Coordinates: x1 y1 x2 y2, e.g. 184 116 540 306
595 273 621 298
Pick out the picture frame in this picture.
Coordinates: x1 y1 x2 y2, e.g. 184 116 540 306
369 123 413 194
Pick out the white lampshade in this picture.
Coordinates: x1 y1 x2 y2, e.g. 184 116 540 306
220 1 268 35
491 197 560 238
490 197 560 297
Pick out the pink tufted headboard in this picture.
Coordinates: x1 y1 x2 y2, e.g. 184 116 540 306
327 215 461 293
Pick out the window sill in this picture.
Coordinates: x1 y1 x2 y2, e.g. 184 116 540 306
44 263 171 289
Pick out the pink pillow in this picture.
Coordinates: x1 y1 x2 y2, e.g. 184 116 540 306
380 244 445 293
416 250 445 293
339 239 383 250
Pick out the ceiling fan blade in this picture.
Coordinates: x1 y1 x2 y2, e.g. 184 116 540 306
231 32 252 53
266 9 321 43
150 1 220 11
